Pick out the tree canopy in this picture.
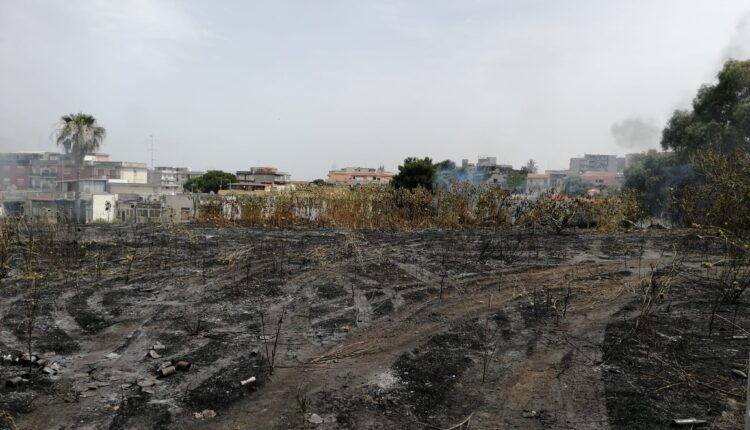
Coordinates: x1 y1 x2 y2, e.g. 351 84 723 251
661 59 750 158
183 170 237 193
56 113 106 163
524 159 538 174
391 157 436 190
560 176 596 197
435 159 456 172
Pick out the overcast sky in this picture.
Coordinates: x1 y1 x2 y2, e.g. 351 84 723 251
1 1 749 179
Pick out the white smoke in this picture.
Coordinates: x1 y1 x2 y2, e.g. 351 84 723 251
722 13 750 61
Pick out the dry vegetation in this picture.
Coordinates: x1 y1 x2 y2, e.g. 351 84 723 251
201 184 644 232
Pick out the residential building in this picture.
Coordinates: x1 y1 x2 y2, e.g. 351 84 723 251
327 166 395 186
236 167 291 185
227 167 292 192
569 154 626 173
526 170 570 194
4 151 149 191
0 152 46 190
152 166 205 194
578 172 622 188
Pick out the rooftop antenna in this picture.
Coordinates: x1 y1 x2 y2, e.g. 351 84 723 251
148 135 155 168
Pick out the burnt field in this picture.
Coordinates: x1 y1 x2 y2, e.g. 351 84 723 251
0 223 747 429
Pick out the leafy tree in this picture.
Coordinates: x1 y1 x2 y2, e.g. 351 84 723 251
183 170 237 193
662 59 750 159
505 169 528 193
55 113 106 222
524 159 538 174
623 150 695 217
435 159 456 172
560 176 596 197
391 157 436 190
311 179 328 186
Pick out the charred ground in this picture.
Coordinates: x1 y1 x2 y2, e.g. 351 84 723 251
0 223 747 429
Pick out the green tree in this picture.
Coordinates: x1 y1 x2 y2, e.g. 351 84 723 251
55 113 106 222
505 169 528 193
561 176 596 197
623 150 695 217
183 170 237 193
391 157 437 190
662 59 750 158
435 159 456 172
524 159 538 174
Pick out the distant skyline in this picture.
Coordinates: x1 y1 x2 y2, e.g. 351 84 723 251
1 1 749 180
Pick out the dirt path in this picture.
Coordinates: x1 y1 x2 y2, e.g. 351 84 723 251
188 261 649 429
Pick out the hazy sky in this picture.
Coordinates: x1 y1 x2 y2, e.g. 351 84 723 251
1 1 749 179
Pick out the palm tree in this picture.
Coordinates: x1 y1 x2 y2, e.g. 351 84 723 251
55 113 106 222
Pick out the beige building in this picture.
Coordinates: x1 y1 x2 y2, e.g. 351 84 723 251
327 167 394 186
526 170 570 194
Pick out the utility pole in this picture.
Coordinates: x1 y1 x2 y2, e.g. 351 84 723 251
746 346 749 430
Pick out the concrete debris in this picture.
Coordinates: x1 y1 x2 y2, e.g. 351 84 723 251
42 362 61 375
194 409 217 419
671 418 707 426
240 376 256 386
158 366 176 378
147 350 161 359
174 360 191 371
522 410 539 419
152 342 166 352
5 376 25 388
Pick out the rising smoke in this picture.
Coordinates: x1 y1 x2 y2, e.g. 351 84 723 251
721 13 750 61
610 116 661 150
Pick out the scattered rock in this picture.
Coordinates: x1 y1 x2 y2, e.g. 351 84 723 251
522 410 539 419
105 352 120 360
307 413 323 424
137 379 156 388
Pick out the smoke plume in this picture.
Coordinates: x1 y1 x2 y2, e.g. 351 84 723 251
722 13 750 61
610 116 660 150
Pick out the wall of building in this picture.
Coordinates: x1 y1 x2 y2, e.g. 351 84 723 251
109 182 162 195
92 194 117 222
